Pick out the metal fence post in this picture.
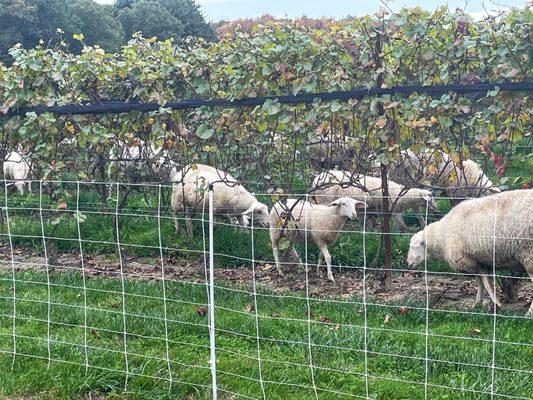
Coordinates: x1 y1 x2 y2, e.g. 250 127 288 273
207 183 218 399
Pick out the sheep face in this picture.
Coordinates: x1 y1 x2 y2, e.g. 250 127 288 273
420 190 438 213
328 197 364 220
242 202 270 227
407 231 426 267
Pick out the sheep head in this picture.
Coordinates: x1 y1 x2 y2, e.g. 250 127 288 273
327 197 365 220
242 201 270 226
407 230 426 268
419 190 438 213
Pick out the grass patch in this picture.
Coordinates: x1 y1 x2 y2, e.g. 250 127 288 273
0 270 531 399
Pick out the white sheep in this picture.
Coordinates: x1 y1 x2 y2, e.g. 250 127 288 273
311 171 438 229
269 196 365 282
171 164 269 237
108 141 176 182
407 189 533 314
449 159 501 199
389 149 500 199
3 151 32 195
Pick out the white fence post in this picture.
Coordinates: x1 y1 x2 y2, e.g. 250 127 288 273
207 183 218 400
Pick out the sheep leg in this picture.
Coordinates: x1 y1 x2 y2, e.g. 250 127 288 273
185 207 194 238
417 207 427 227
290 246 303 268
517 255 533 316
317 252 324 278
317 243 334 283
272 244 283 277
474 276 484 307
26 181 32 194
480 273 502 309
501 276 517 302
172 208 180 233
393 214 408 232
236 215 250 231
15 182 24 195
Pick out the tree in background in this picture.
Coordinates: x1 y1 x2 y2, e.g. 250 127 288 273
0 0 38 60
117 0 185 41
159 0 216 40
0 0 214 62
0 0 124 60
115 0 216 42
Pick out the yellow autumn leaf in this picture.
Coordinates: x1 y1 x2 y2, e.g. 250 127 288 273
73 33 84 41
147 117 155 125
448 170 458 183
65 121 75 134
426 164 437 175
450 153 461 165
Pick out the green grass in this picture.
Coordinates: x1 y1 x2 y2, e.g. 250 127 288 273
0 156 531 400
0 270 531 400
1 187 448 272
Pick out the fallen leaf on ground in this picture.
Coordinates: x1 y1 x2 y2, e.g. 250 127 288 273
383 314 392 324
243 304 255 313
196 306 207 317
318 315 332 324
261 264 275 271
398 306 409 314
469 328 481 335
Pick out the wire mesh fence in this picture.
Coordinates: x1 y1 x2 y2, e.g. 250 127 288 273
0 179 531 399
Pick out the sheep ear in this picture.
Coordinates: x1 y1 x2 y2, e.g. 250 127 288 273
412 232 425 247
242 206 255 215
327 199 341 207
354 200 366 208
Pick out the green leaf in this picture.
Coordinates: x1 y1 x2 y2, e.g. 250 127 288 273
278 237 290 251
195 124 215 140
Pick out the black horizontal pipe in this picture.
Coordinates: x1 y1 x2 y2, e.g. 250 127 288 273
3 82 532 117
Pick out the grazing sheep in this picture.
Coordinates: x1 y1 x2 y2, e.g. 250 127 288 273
3 151 32 194
306 140 380 175
269 196 365 282
449 159 501 199
108 141 176 182
307 141 356 170
388 149 500 199
171 164 269 237
406 189 533 314
311 171 438 229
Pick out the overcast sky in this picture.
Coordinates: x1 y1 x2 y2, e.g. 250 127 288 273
96 0 526 21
